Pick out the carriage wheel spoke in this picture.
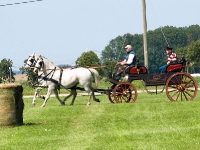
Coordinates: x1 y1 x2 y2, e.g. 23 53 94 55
176 91 181 101
174 75 181 84
184 79 193 88
181 92 183 101
185 88 196 92
183 90 193 100
182 91 190 101
172 90 180 100
169 79 179 86
168 85 178 90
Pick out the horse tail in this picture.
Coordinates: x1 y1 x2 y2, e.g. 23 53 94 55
88 68 100 89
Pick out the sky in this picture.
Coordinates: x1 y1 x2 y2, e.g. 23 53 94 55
1 0 200 71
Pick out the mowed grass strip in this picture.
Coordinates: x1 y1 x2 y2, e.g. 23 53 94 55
0 92 200 150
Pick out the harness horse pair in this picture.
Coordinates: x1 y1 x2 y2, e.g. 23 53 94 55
25 53 198 106
25 54 100 107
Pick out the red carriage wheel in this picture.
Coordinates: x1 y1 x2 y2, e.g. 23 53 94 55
166 72 198 102
113 82 137 103
108 89 115 103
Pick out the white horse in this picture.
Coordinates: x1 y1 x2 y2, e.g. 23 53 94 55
26 54 100 107
25 54 77 106
25 54 49 106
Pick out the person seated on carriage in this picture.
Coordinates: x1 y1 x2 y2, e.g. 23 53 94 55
159 46 178 73
114 44 137 81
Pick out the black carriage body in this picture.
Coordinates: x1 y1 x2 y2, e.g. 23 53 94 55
128 72 176 86
126 63 184 86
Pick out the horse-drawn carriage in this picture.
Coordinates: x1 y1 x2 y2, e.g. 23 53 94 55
107 56 198 103
25 54 198 107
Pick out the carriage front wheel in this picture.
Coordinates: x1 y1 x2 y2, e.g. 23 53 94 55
108 89 115 103
166 72 198 102
113 82 137 103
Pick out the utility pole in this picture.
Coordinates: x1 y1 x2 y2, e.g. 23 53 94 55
142 0 148 68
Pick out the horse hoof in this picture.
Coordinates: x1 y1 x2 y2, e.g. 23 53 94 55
95 99 100 103
86 103 91 106
32 103 35 106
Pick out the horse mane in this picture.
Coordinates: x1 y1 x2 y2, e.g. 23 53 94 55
34 53 61 69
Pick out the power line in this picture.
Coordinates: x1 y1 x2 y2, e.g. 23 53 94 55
0 0 43 6
149 0 169 46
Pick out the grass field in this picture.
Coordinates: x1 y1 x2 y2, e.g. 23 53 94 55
1 91 200 150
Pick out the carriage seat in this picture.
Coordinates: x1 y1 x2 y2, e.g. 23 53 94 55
125 65 148 74
125 59 148 74
166 56 186 72
166 63 183 72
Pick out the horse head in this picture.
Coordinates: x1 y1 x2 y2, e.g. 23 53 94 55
33 56 44 74
25 53 41 70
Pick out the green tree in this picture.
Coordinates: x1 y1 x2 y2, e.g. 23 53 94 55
76 51 101 67
177 39 200 73
0 58 15 83
75 51 103 76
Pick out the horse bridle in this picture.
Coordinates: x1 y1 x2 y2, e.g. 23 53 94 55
35 57 44 71
34 57 64 88
25 54 37 69
34 57 56 80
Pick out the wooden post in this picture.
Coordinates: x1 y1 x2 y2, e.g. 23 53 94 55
142 0 148 68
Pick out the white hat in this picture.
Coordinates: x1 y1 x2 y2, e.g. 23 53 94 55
125 45 132 49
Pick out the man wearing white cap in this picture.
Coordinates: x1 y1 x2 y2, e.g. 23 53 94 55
114 44 136 81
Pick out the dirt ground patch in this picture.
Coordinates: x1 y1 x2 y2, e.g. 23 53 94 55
14 74 27 81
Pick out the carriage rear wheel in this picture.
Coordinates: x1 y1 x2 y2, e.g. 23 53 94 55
113 82 137 103
166 72 198 102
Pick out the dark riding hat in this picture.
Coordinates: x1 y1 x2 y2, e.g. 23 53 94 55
166 46 172 50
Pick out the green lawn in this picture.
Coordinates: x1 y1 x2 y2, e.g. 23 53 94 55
0 91 200 150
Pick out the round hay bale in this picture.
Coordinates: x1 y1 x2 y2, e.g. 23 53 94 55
0 83 24 126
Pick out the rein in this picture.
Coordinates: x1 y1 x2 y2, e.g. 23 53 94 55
30 64 115 71
85 66 108 69
40 67 57 81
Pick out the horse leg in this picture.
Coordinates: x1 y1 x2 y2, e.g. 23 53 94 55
61 89 73 105
32 87 39 106
32 82 47 106
87 92 92 106
32 87 43 106
83 85 93 106
88 86 100 103
53 89 65 105
69 89 77 106
41 88 52 107
84 86 100 106
86 90 100 105
91 87 100 103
